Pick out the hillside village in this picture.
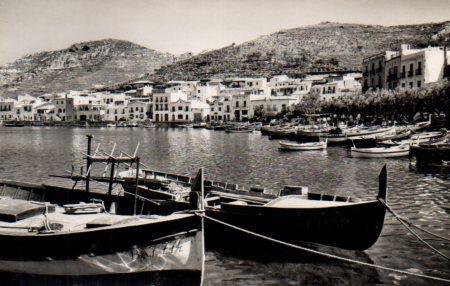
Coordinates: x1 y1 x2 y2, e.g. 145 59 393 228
0 40 449 125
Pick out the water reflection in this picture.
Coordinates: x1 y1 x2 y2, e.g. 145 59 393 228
0 127 448 285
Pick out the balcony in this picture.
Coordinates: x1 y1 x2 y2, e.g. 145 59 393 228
407 70 413 77
415 68 422 76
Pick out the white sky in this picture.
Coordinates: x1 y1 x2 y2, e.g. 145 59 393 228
0 0 449 65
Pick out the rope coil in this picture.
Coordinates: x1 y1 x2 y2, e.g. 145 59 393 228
197 213 450 283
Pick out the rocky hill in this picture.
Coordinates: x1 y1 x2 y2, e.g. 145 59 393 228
0 39 176 97
151 21 450 81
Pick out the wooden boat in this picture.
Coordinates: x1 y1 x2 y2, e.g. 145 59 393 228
327 127 393 143
351 144 410 158
0 182 204 285
279 139 327 151
373 128 411 141
409 142 450 173
407 120 431 132
225 126 253 133
192 123 206 129
121 166 388 251
383 129 448 146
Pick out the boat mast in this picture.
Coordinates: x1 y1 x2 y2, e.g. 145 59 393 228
86 134 93 193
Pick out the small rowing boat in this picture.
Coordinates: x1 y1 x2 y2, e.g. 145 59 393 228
279 139 327 151
327 127 393 143
351 144 410 158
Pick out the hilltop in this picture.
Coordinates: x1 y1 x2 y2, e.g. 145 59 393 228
151 21 450 81
0 39 176 97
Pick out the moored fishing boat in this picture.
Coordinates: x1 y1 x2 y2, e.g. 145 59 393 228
279 139 327 151
351 144 410 158
0 180 205 286
409 142 450 173
225 126 253 133
192 123 206 129
327 126 393 143
382 129 448 146
120 166 388 251
407 120 431 132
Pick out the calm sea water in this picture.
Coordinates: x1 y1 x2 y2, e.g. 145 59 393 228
0 127 448 285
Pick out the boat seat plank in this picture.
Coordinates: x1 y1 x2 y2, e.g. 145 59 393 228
0 199 55 222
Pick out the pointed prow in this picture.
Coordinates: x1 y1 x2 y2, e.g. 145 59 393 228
377 164 388 202
190 167 205 211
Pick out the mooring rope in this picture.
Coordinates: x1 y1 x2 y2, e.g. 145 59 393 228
197 213 450 283
379 199 449 260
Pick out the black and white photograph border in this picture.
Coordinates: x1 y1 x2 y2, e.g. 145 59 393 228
0 0 449 285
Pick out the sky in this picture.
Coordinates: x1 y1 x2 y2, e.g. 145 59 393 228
0 0 449 65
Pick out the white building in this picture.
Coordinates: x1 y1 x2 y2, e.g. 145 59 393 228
0 97 16 121
209 95 232 122
398 46 450 89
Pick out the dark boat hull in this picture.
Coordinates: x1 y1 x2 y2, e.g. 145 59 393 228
205 200 386 251
0 269 202 286
0 182 204 285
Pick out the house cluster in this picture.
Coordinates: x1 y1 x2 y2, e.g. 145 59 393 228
0 73 361 123
362 44 450 91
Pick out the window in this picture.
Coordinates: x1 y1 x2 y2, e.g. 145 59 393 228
211 108 214 112
409 82 413 88
219 107 221 111
236 101 239 108
178 106 182 111
243 101 247 107
185 114 188 120
417 81 421 88
226 106 230 112
402 83 405 88
242 110 248 115
172 106 175 112
177 114 183 120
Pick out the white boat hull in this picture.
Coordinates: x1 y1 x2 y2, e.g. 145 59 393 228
351 146 410 158
279 141 327 151
328 127 393 143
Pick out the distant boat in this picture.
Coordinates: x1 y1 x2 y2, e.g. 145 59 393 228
127 122 139 128
179 124 193 128
383 129 447 146
327 127 393 143
407 120 431 132
192 123 206 129
106 123 117 128
144 123 157 128
351 144 410 158
225 127 253 133
279 139 327 151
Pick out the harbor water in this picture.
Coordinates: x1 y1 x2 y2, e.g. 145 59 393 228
0 127 448 285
